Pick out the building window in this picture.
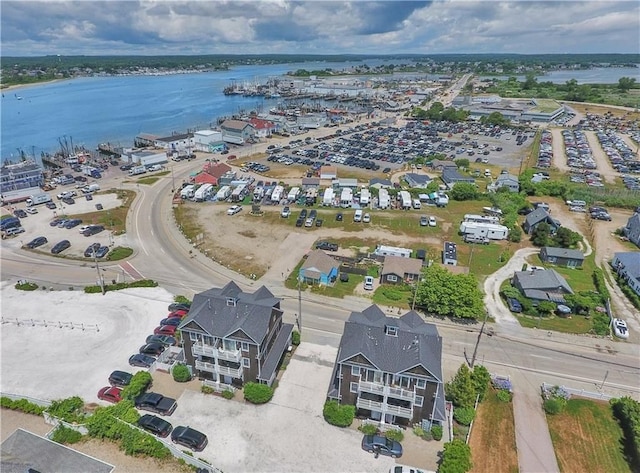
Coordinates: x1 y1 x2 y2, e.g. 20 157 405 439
350 382 358 393
203 336 213 346
351 366 360 376
388 275 398 282
242 358 250 368
415 395 424 407
416 379 426 389
241 342 249 352
189 332 197 341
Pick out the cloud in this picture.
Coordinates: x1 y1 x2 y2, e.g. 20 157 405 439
0 0 638 55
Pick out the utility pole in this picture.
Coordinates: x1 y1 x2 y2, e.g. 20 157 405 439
171 164 175 193
469 310 489 369
93 249 105 295
297 274 303 333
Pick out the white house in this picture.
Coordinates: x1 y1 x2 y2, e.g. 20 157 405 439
193 130 225 153
459 221 509 240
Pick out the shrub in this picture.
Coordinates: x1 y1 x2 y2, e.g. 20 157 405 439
47 396 85 423
84 279 158 293
172 363 191 383
497 390 512 403
471 365 491 403
121 371 152 401
453 406 476 426
322 400 355 427
15 281 38 291
359 423 378 435
221 389 235 400
439 439 472 473
610 397 640 466
413 426 433 441
591 312 610 336
543 398 566 415
243 382 274 404
291 330 301 346
384 429 404 442
431 424 443 441
174 295 192 305
50 424 83 444
0 397 45 416
592 268 610 302
201 385 214 395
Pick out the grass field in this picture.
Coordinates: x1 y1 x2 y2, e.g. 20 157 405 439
547 398 632 473
68 189 135 235
469 388 518 473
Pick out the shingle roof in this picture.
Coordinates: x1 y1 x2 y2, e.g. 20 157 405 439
381 256 423 278
513 269 573 294
613 252 640 279
442 168 475 184
541 247 585 260
221 119 253 131
181 281 281 344
1 429 114 473
337 305 442 381
404 173 433 187
525 207 560 228
301 250 339 277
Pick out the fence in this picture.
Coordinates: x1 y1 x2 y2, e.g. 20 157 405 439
541 382 613 401
1 317 100 332
1 391 52 407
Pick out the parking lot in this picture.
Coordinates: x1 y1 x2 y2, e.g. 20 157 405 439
0 285 408 473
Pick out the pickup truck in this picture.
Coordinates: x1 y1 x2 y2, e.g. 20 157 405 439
135 392 177 416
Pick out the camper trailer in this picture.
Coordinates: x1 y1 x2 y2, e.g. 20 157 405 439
215 185 232 201
271 185 284 203
287 187 300 202
322 187 335 206
463 214 501 225
360 188 370 206
378 188 390 209
398 191 412 210
340 188 353 208
231 184 247 202
180 185 196 200
193 183 214 202
305 188 318 206
459 221 509 240
374 245 412 258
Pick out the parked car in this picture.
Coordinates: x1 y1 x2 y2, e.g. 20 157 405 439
84 242 101 258
51 240 71 254
506 298 523 313
428 216 437 227
364 276 374 291
135 392 178 416
24 207 38 215
128 353 156 368
13 209 27 218
612 318 629 339
171 426 208 452
138 414 173 438
24 236 47 249
168 302 190 312
420 215 428 226
227 205 242 216
335 212 343 221
281 206 291 218
49 218 63 227
4 226 25 236
315 241 338 251
97 386 123 404
83 225 104 236
146 334 177 346
168 309 188 319
95 246 109 258
363 213 371 223
390 466 431 473
361 434 403 458
154 325 177 336
159 317 182 327
108 370 133 387
139 342 166 356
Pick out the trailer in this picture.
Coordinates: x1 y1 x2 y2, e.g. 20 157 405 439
340 188 353 208
374 245 412 258
180 185 195 200
463 214 501 225
128 166 147 176
287 187 300 202
215 185 231 201
231 184 246 202
253 186 264 201
359 188 370 206
82 165 102 178
459 221 509 240
305 188 318 206
25 193 52 207
271 185 284 203
378 188 390 209
322 187 335 206
193 183 214 202
398 190 412 210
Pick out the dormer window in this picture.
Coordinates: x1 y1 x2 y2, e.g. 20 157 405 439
385 325 398 337
226 297 236 307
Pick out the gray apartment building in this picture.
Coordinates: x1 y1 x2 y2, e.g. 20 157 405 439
178 282 293 389
327 305 446 429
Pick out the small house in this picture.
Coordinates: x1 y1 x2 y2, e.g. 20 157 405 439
320 166 338 180
404 173 433 189
611 252 640 296
523 207 561 235
380 256 423 284
490 173 520 193
624 213 640 248
539 247 585 268
512 269 573 304
441 168 476 189
220 120 255 145
299 250 340 285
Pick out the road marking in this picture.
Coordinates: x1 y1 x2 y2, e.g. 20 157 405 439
119 261 144 280
530 354 552 360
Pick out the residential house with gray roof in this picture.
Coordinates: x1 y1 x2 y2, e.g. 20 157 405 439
490 173 520 193
403 173 433 189
220 119 255 145
512 269 574 303
380 256 423 285
327 305 446 429
624 213 640 248
611 252 640 297
178 281 293 389
539 247 585 268
522 207 561 235
441 168 475 189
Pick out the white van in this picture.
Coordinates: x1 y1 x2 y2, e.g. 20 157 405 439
412 199 421 210
354 209 363 222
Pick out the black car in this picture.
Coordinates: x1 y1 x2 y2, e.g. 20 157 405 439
83 225 104 236
171 426 208 452
95 203 104 211
45 201 57 209
315 241 338 251
299 209 307 219
64 218 82 229
168 302 190 312
295 218 304 227
335 212 343 221
108 370 133 387
95 246 109 258
507 298 523 313
49 218 63 227
160 317 182 327
120 164 134 171
62 197 75 205
85 193 93 201
25 236 47 249
139 342 166 356
13 209 27 219
315 218 323 227
128 353 156 368
51 240 71 254
84 242 101 257
138 414 173 438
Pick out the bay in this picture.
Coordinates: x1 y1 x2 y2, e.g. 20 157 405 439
488 66 639 84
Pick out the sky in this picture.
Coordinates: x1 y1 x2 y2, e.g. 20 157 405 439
1 0 639 57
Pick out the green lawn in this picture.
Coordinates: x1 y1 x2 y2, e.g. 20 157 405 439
372 284 414 309
533 251 597 293
516 313 593 334
547 398 632 473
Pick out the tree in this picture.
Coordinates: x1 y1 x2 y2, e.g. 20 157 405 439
445 364 476 408
522 73 538 90
471 365 491 402
450 182 479 201
415 265 484 319
481 111 509 125
508 226 522 243
172 363 191 382
552 227 581 248
618 77 637 92
537 301 556 315
243 382 274 404
531 222 551 246
454 158 469 169
439 439 472 473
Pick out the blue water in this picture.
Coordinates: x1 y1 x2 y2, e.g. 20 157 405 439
489 66 639 84
2 63 638 163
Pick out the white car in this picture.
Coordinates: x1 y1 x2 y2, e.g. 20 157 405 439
612 318 629 339
362 213 371 223
428 216 437 227
390 465 435 473
364 276 374 291
227 205 242 216
78 225 92 234
25 207 38 214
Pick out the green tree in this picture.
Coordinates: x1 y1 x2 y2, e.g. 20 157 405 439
439 439 472 473
537 301 556 315
454 158 470 169
172 363 191 382
415 265 484 319
243 382 274 404
508 226 522 243
471 365 491 402
322 400 355 427
481 111 509 125
531 222 551 246
522 73 538 90
445 364 476 408
450 182 479 201
618 77 637 92
551 227 581 248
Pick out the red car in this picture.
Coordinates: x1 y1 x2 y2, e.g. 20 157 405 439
154 325 177 336
168 309 188 319
98 386 123 404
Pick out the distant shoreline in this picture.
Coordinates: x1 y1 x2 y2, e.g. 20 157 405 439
1 78 71 92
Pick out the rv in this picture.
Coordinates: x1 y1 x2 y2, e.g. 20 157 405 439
360 188 371 206
398 191 412 210
287 187 300 202
322 187 335 206
180 185 196 200
412 199 421 210
232 184 247 202
305 188 318 206
463 214 501 225
215 185 231 201
271 185 284 203
253 186 264 202
193 183 214 202
459 221 509 240
374 245 412 258
340 188 353 208
378 188 390 209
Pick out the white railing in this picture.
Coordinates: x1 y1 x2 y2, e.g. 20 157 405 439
358 381 384 395
541 382 613 401
358 381 415 402
356 398 413 419
217 348 242 362
217 365 243 378
357 397 383 411
385 403 413 419
192 343 216 357
202 379 236 394
195 360 216 372
387 386 416 402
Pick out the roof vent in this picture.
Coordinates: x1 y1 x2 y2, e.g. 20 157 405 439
385 325 398 337
226 297 237 307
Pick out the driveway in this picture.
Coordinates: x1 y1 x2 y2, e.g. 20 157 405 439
166 343 395 473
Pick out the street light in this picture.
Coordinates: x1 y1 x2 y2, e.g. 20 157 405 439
93 248 105 295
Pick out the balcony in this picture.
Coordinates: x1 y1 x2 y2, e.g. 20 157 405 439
217 347 242 363
358 381 416 402
192 343 241 362
357 397 383 412
357 397 413 419
217 364 243 378
195 360 215 373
